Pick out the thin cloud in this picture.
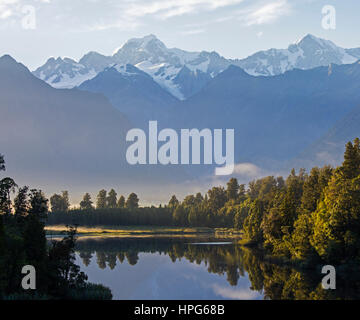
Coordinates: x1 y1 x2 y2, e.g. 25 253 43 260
180 28 206 36
238 0 291 26
124 0 245 20
85 20 140 32
0 0 18 19
233 163 262 177
212 284 262 299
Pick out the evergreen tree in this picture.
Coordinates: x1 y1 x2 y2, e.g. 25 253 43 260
96 190 107 209
195 192 204 204
188 206 199 226
311 159 360 262
238 184 246 202
117 195 125 208
168 195 179 209
183 195 196 208
50 194 63 212
80 193 93 210
50 191 70 212
0 177 17 215
300 166 333 214
0 154 4 172
173 205 188 226
107 189 117 208
290 213 317 261
207 187 227 213
234 199 251 230
341 139 360 179
61 191 70 211
226 178 239 201
126 193 139 209
243 200 265 243
14 186 29 218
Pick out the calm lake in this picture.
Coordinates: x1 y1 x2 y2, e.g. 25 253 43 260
74 236 359 300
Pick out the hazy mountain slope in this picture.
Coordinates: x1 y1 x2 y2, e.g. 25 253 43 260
177 61 360 170
0 55 129 181
79 64 178 126
0 55 189 198
290 63 360 169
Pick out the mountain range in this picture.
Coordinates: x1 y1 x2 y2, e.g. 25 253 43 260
33 34 360 100
76 53 360 174
2 33 360 202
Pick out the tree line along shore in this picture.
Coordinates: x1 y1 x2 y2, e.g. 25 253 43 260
46 139 360 267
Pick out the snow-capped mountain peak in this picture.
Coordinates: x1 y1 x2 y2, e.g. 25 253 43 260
111 35 229 99
295 34 331 46
33 56 97 89
234 33 359 76
32 34 360 98
112 63 147 77
295 33 356 63
123 34 165 51
32 34 228 98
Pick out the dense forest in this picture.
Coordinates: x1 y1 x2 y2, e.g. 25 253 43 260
48 139 360 266
0 155 112 299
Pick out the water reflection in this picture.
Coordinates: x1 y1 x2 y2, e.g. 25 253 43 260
75 237 360 300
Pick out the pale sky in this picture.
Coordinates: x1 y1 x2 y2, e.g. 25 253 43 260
0 0 359 70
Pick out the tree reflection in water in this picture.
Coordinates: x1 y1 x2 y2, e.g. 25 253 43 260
75 237 360 300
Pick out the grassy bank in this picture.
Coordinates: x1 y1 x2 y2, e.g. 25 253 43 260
45 225 215 237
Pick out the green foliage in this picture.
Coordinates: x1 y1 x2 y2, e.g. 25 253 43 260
341 138 360 179
226 178 239 201
243 200 265 243
291 213 317 261
308 140 360 263
300 166 332 214
117 195 125 208
80 193 93 210
173 205 188 226
96 190 107 209
168 195 179 209
207 187 227 213
0 156 112 300
107 189 117 208
50 191 70 212
67 283 112 300
234 199 251 230
0 177 17 215
0 154 4 172
14 186 29 217
126 192 139 209
48 206 174 227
